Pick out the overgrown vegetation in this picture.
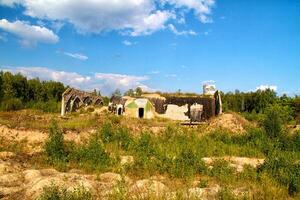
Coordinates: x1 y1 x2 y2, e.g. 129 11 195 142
37 184 92 200
222 89 299 125
0 71 65 112
40 106 300 199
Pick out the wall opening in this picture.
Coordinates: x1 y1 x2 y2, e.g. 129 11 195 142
138 108 144 118
118 107 122 115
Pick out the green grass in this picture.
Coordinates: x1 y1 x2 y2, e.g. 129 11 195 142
38 118 300 199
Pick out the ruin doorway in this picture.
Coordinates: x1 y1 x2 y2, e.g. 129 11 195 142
118 107 122 115
138 108 144 118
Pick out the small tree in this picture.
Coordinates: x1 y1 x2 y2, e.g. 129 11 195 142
135 87 143 97
112 89 121 97
263 105 283 138
44 121 66 161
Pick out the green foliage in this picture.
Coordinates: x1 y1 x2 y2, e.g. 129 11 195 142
208 160 235 182
0 71 65 112
37 184 92 200
263 105 283 138
259 151 300 196
217 187 237 200
0 98 23 111
27 100 61 113
44 121 67 162
71 135 111 171
100 122 115 143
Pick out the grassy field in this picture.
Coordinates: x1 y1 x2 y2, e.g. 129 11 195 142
0 109 300 199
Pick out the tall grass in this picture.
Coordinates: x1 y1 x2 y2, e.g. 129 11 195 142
42 116 300 198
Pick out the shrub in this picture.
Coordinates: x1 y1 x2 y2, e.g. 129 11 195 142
28 100 61 113
72 135 111 171
263 105 283 138
114 127 133 151
259 151 300 196
44 121 67 162
100 122 115 143
170 147 205 178
217 187 237 200
208 160 235 182
0 98 23 111
38 184 92 200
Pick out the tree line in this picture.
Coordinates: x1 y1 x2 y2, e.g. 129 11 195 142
0 71 65 112
221 89 300 123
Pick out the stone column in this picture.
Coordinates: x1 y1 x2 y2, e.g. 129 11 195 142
61 96 66 116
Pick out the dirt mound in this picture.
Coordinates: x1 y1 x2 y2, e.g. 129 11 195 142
206 113 251 134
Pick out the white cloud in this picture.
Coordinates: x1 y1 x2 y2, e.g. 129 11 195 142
168 24 197 36
122 40 138 46
0 0 215 36
123 40 132 46
5 0 173 36
64 52 88 61
56 50 88 61
0 0 23 7
128 10 174 36
2 66 151 96
0 19 58 47
165 73 177 78
256 85 278 92
148 70 160 74
161 0 215 23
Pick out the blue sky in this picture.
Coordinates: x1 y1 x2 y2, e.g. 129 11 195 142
0 0 299 96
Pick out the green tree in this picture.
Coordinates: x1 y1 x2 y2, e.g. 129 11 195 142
135 87 143 97
124 89 134 97
263 105 283 138
112 89 121 97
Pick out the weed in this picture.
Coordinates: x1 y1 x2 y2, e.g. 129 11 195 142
37 183 92 200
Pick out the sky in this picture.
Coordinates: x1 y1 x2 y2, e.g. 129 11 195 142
0 0 299 96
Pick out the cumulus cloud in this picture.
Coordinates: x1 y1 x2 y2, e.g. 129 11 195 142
256 85 278 92
168 24 196 36
0 19 59 47
4 0 172 36
0 0 215 36
2 66 151 96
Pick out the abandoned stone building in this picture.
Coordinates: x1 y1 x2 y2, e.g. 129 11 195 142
61 84 222 122
61 88 103 116
109 90 222 122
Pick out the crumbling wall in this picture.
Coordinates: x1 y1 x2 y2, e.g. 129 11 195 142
109 94 219 122
164 96 216 121
160 104 189 121
61 88 103 116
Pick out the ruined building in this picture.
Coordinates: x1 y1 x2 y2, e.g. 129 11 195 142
61 88 103 116
109 89 222 122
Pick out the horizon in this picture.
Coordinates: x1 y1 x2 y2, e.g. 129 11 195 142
0 0 299 96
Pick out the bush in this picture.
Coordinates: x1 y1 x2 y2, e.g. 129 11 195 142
44 121 67 162
100 122 115 143
208 159 235 182
263 105 283 138
170 147 205 178
71 135 111 171
259 151 300 196
38 184 92 200
0 98 23 111
28 100 61 113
